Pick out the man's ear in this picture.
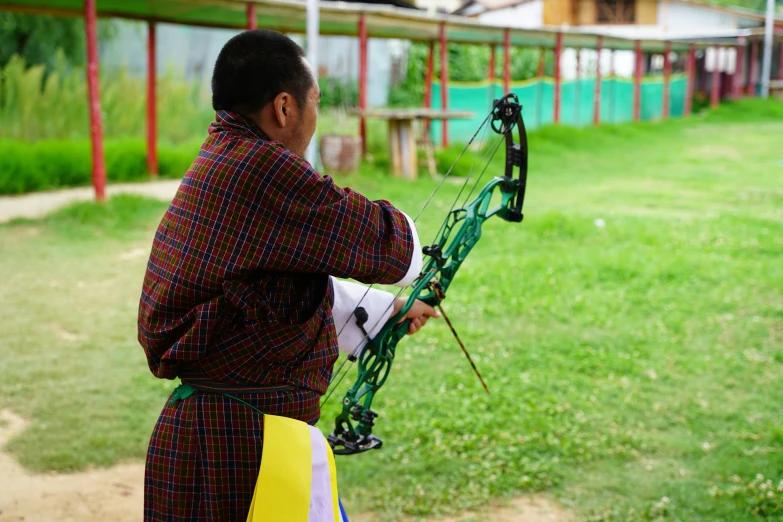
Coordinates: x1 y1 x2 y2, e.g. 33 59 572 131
273 91 293 128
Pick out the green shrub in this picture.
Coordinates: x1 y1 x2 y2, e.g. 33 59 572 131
318 77 358 109
0 139 199 195
159 141 201 177
389 43 549 108
0 53 214 142
704 97 783 121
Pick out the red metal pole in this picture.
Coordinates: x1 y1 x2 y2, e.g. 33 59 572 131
146 22 158 176
536 46 545 126
733 38 745 99
358 15 367 156
489 44 496 83
439 22 449 147
536 46 544 77
633 40 642 122
503 28 511 94
594 37 603 126
423 40 434 136
247 3 257 30
424 41 434 108
684 44 695 117
778 39 783 80
747 39 758 96
554 32 562 124
84 0 106 201
662 41 671 119
711 46 721 108
609 48 616 122
575 48 581 123
489 43 496 105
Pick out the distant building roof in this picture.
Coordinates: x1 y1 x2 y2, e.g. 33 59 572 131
453 0 529 16
672 0 782 24
344 0 421 10
453 0 783 24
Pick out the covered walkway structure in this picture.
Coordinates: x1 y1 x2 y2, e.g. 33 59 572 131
2 0 782 197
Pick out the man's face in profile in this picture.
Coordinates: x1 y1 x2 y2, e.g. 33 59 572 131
287 58 321 158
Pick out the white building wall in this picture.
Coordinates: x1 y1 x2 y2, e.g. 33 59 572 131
663 3 738 31
478 0 545 28
415 0 464 13
561 48 636 79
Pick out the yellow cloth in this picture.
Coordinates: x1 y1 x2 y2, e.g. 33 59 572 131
246 414 340 522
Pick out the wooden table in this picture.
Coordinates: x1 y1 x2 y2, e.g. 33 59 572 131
770 80 783 101
351 108 474 179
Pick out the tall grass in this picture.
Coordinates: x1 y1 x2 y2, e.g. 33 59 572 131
0 52 215 142
0 53 385 144
0 54 388 194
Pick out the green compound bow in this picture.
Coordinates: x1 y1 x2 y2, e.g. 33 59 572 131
325 93 528 455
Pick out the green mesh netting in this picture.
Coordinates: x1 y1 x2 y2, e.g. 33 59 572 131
669 77 687 118
429 74 687 143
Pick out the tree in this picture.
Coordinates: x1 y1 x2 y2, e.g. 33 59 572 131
0 13 116 70
389 42 551 107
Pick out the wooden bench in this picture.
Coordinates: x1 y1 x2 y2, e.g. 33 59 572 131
351 108 474 179
770 80 783 101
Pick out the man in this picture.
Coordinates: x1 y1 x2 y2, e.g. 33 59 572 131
138 29 438 521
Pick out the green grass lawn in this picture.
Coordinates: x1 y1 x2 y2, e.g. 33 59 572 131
1 100 782 521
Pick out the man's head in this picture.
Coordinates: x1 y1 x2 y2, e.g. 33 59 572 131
212 29 320 158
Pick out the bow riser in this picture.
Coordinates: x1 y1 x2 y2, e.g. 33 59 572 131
426 177 519 294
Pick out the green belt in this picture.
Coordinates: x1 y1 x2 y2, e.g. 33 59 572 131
170 382 266 417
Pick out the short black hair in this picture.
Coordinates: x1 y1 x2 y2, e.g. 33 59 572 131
211 29 313 115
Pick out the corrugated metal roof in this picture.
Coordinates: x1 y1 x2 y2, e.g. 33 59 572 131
0 0 751 51
670 0 783 24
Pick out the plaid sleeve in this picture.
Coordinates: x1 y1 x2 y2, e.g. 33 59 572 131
137 133 417 380
204 140 415 285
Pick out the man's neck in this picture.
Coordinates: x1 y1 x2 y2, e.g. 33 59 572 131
240 112 271 140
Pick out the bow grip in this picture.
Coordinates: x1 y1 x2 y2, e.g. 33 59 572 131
387 292 439 339
390 317 413 340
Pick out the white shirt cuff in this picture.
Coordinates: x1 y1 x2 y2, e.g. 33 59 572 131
392 212 422 287
331 277 396 357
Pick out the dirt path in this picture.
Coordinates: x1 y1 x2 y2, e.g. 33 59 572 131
0 409 143 522
0 409 570 522
0 180 181 224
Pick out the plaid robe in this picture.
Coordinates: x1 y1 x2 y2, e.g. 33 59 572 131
138 111 414 521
